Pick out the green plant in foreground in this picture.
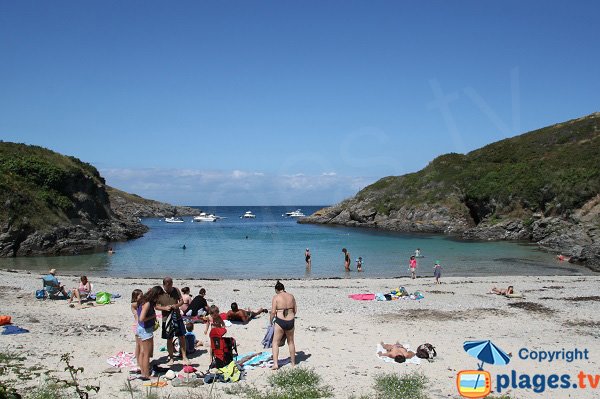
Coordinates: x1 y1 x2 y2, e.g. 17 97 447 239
225 367 332 399
0 381 22 399
372 371 429 399
55 353 100 399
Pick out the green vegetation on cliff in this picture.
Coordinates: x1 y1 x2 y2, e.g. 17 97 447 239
0 142 107 230
356 113 600 223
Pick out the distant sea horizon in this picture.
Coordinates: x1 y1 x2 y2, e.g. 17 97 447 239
0 205 595 279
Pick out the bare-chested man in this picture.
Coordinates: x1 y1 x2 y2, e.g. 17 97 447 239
378 342 416 363
226 302 266 323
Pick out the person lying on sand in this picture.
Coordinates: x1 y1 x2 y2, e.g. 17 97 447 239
227 302 267 323
378 342 416 363
490 286 514 295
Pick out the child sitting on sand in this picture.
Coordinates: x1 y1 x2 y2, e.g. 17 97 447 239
490 286 514 295
182 322 202 355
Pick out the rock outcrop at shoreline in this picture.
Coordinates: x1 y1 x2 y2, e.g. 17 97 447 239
300 112 600 272
0 142 199 257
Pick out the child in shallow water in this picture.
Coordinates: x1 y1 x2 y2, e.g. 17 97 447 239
356 257 363 272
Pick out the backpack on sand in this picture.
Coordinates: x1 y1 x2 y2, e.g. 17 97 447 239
416 343 437 360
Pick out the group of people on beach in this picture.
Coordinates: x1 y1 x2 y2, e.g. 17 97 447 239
42 269 93 305
305 247 443 282
129 277 297 380
407 251 443 284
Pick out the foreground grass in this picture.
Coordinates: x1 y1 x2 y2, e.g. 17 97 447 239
225 367 333 399
370 371 429 399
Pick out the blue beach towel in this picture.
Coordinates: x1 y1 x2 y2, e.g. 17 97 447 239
2 325 29 335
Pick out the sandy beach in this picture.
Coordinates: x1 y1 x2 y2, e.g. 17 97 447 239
1 269 599 398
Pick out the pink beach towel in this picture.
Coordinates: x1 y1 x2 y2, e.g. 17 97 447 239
107 351 136 368
348 293 375 301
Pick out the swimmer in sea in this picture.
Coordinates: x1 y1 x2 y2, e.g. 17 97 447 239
356 256 363 272
342 248 351 271
305 248 311 268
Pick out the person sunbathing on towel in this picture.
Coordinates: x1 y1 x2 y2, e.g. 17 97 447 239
226 302 266 323
490 286 514 295
378 342 416 363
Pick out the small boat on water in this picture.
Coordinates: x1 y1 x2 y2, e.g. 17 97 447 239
284 209 305 218
165 217 184 223
241 211 256 219
193 212 217 222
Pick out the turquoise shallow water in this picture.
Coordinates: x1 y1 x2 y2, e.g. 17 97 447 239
0 206 594 278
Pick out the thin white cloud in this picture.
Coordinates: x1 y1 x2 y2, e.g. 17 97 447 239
101 167 376 205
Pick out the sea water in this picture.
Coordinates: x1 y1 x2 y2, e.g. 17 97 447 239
0 206 594 279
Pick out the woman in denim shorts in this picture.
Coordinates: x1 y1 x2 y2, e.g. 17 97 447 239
135 286 163 380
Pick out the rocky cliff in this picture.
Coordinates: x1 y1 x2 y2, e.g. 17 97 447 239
0 142 199 257
300 113 600 271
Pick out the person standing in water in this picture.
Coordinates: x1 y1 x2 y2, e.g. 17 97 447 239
415 248 421 257
305 248 311 269
409 255 417 279
342 248 351 271
356 256 363 272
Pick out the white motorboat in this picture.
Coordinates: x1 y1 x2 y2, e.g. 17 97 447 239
241 211 256 219
165 217 184 223
284 209 305 218
193 212 217 222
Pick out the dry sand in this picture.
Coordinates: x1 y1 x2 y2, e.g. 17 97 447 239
1 269 599 398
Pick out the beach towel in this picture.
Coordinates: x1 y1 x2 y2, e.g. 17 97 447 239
106 351 136 368
235 351 272 369
88 293 120 301
505 293 525 298
2 325 29 335
348 294 375 301
143 381 168 387
376 344 421 365
262 325 275 348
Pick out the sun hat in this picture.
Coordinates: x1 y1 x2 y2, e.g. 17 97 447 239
49 269 56 275
182 365 197 373
435 260 440 264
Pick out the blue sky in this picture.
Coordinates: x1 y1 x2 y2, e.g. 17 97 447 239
1 1 599 205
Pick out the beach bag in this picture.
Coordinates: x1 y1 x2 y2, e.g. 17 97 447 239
0 315 11 326
217 360 241 382
95 292 112 304
416 343 437 360
35 289 46 299
164 310 178 337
